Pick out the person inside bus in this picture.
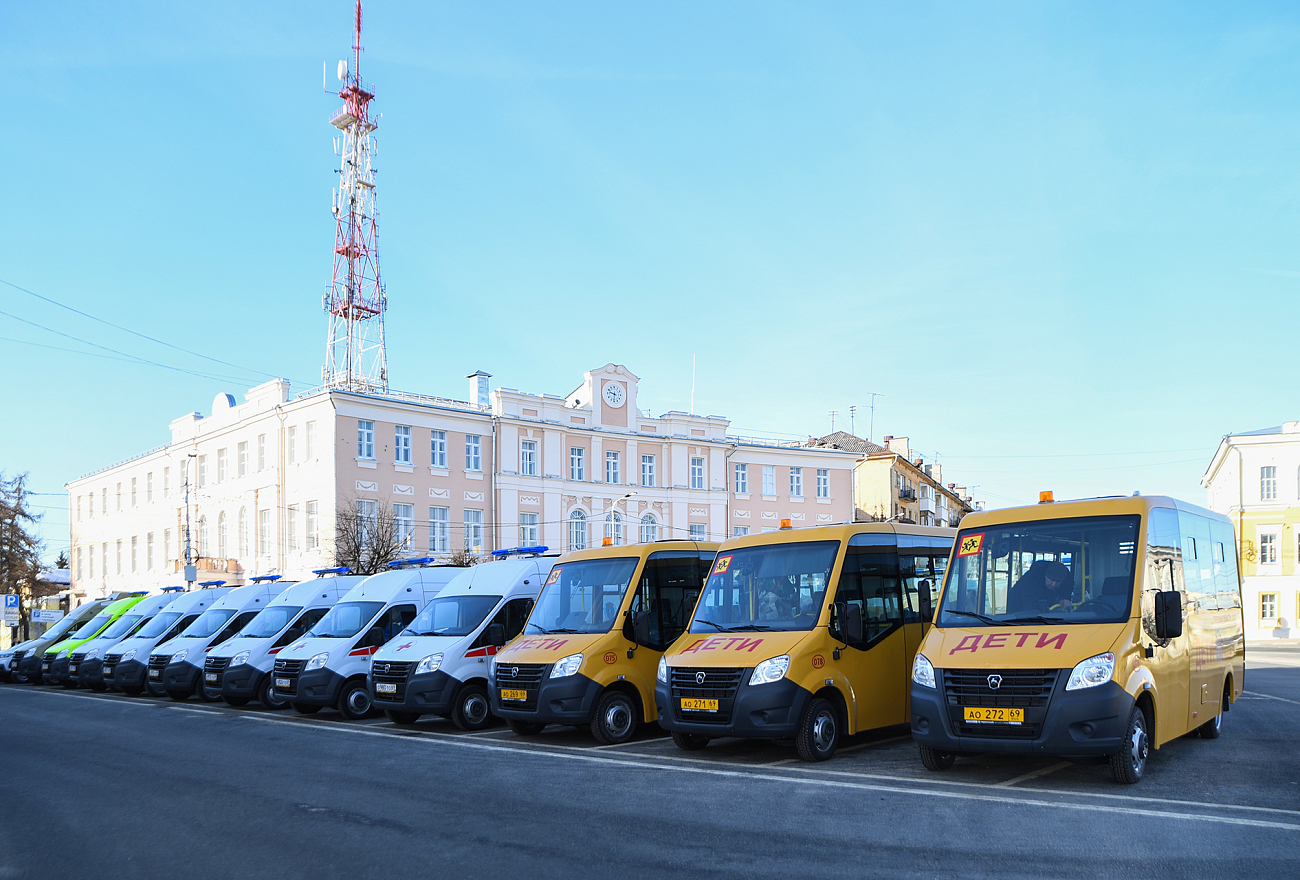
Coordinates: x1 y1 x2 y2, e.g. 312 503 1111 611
1008 560 1074 613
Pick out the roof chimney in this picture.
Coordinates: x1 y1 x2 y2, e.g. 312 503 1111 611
467 370 491 408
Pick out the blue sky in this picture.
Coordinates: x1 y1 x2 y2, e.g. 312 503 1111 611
4 2 1299 563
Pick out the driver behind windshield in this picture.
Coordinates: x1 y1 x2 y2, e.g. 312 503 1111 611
1008 560 1073 613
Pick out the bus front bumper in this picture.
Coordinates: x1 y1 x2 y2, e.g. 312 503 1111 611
110 659 148 691
489 674 604 726
219 663 264 702
162 661 202 698
76 658 105 687
909 681 1133 757
372 670 462 715
17 654 44 682
45 656 71 685
282 668 346 708
654 678 813 739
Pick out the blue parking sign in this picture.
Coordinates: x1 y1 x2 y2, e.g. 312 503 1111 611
3 595 17 609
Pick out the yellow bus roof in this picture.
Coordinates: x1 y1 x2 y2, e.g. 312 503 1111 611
715 521 955 552
556 540 721 565
956 494 1229 529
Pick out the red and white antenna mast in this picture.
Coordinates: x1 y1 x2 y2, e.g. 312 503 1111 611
324 0 387 392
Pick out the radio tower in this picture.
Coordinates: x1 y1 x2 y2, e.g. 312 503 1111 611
323 0 387 392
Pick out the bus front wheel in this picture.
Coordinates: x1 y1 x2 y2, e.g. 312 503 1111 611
919 745 956 771
671 731 710 751
1109 704 1149 784
795 697 840 762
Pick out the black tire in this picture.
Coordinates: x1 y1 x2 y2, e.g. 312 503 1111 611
120 685 143 696
919 745 956 771
337 679 374 720
60 679 78 690
292 702 321 715
225 696 250 707
590 690 638 745
450 683 493 731
167 690 190 702
195 679 221 703
385 710 421 725
671 731 710 751
146 682 166 698
1199 681 1230 739
795 697 840 762
257 675 290 710
1109 704 1149 784
89 683 108 692
11 672 29 684
507 719 547 736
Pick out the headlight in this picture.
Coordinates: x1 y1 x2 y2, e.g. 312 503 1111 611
305 652 330 671
749 655 790 686
231 651 251 667
912 653 936 689
657 655 668 683
415 653 443 675
1065 652 1115 691
85 648 99 661
549 653 583 679
170 650 188 664
121 649 136 663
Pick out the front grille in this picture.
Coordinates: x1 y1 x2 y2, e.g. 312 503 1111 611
273 658 306 696
71 652 87 663
670 667 746 725
494 663 546 710
372 661 414 701
204 656 231 686
13 649 26 663
148 653 170 681
103 653 121 678
42 653 55 671
942 668 1059 739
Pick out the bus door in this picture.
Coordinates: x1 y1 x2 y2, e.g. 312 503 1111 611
897 536 949 685
1142 509 1192 743
1179 511 1219 729
625 550 713 692
833 534 906 729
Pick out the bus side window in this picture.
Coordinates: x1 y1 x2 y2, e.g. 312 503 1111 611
274 608 328 648
473 598 534 648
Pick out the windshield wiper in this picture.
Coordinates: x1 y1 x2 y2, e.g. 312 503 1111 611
943 610 1011 626
546 628 585 634
1002 616 1068 625
694 620 727 632
725 624 776 632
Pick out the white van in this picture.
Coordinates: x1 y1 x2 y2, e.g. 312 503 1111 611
370 551 554 728
106 587 232 695
6 599 115 685
205 569 367 708
272 561 466 719
152 578 293 701
72 593 178 690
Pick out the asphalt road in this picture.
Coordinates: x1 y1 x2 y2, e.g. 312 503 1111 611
1 648 1297 880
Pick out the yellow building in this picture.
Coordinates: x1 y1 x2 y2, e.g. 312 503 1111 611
807 432 977 528
1202 423 1300 641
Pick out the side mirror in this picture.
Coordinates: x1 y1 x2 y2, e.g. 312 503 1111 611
844 603 864 644
919 582 933 621
1153 590 1183 640
632 612 653 647
487 623 506 647
366 625 384 646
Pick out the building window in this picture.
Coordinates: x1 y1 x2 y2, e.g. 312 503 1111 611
431 430 447 468
288 427 297 464
130 477 138 506
146 533 154 570
103 544 109 577
429 507 450 552
76 496 81 521
606 451 621 485
569 510 588 551
116 482 122 510
164 529 172 564
466 435 482 471
287 505 300 552
395 425 412 464
355 499 377 550
690 457 705 490
306 501 319 551
237 442 248 478
163 467 170 497
1261 466 1277 501
605 511 624 546
1261 592 1279 621
570 447 585 481
521 440 537 476
217 448 228 482
762 466 775 496
464 509 484 553
640 514 657 544
88 545 94 578
394 503 414 550
217 512 227 559
76 547 83 580
257 434 266 471
130 536 138 572
734 464 749 494
146 472 153 502
816 468 829 499
238 508 248 558
520 512 540 547
689 523 707 541
358 420 375 459
733 526 750 537
194 520 205 560
305 421 316 460
641 455 655 488
102 487 107 514
258 509 271 556
1260 532 1278 565
790 467 803 497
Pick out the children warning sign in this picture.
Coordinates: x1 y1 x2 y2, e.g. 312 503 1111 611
957 534 984 557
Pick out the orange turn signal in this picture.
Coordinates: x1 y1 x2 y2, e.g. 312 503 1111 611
1039 491 1055 504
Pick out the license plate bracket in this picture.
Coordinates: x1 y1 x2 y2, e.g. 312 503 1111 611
680 697 719 712
500 688 527 701
962 706 1024 724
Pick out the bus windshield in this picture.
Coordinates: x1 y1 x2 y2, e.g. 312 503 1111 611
937 515 1140 627
98 614 144 641
71 613 112 639
526 558 640 635
689 541 840 634
308 601 385 639
238 606 303 639
136 611 183 640
407 595 501 637
180 609 237 638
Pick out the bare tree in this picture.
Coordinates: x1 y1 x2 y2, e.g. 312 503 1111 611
445 545 483 567
0 473 51 639
332 496 411 576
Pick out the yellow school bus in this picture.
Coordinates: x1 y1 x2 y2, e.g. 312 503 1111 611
909 494 1245 784
654 522 955 761
488 540 719 744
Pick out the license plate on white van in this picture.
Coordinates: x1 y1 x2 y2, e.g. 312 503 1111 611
149 669 160 679
275 677 291 689
205 673 218 683
376 682 397 694
69 665 78 674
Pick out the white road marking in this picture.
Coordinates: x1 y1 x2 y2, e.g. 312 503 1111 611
995 761 1071 787
1243 690 1300 707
